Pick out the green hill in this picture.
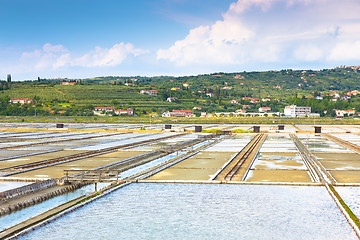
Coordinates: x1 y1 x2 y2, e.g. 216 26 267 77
1 66 360 117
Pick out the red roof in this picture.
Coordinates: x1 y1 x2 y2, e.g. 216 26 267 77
173 110 193 114
95 107 115 110
10 98 33 101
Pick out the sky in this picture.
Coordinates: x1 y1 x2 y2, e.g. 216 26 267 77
1 0 360 80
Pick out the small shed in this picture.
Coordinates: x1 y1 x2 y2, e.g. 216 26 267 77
253 126 260 133
314 126 321 133
195 126 202 132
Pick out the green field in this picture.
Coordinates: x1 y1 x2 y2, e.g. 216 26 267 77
1 67 360 118
1 115 359 125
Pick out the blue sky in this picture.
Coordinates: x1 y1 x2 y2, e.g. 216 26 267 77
1 0 360 80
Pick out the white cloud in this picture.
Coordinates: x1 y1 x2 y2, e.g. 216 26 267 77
71 43 147 67
157 0 360 67
20 42 147 70
228 0 275 14
20 43 68 70
294 45 324 62
328 41 360 61
42 43 67 53
157 16 253 65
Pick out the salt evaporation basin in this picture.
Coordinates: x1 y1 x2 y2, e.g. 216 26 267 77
23 184 358 240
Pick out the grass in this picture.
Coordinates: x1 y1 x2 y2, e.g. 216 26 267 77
0 84 66 101
231 129 253 133
328 184 360 229
201 129 224 134
1 115 360 125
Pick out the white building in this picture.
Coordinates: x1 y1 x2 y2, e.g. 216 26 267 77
114 108 134 116
9 98 33 104
259 107 271 112
166 97 177 102
335 109 355 117
284 105 311 117
140 90 158 96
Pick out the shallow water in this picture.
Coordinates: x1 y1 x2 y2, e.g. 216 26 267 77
0 183 109 230
120 151 185 178
22 184 357 240
0 181 33 192
71 133 172 151
252 153 306 170
204 138 251 152
336 187 360 218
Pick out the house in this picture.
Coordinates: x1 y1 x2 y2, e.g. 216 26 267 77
171 87 181 91
250 98 259 103
172 110 195 117
259 107 271 112
242 105 251 109
346 90 360 96
162 111 186 117
333 93 340 98
93 107 116 116
94 107 134 116
162 110 195 117
234 75 244 79
193 107 202 110
200 112 207 117
140 90 158 96
206 93 215 97
242 97 253 100
183 83 189 88
335 109 355 117
61 82 76 85
9 98 33 104
94 107 116 112
262 98 271 102
236 109 247 113
114 108 134 116
229 100 239 105
284 105 311 117
222 86 233 90
166 97 178 102
316 96 323 100
125 83 136 86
